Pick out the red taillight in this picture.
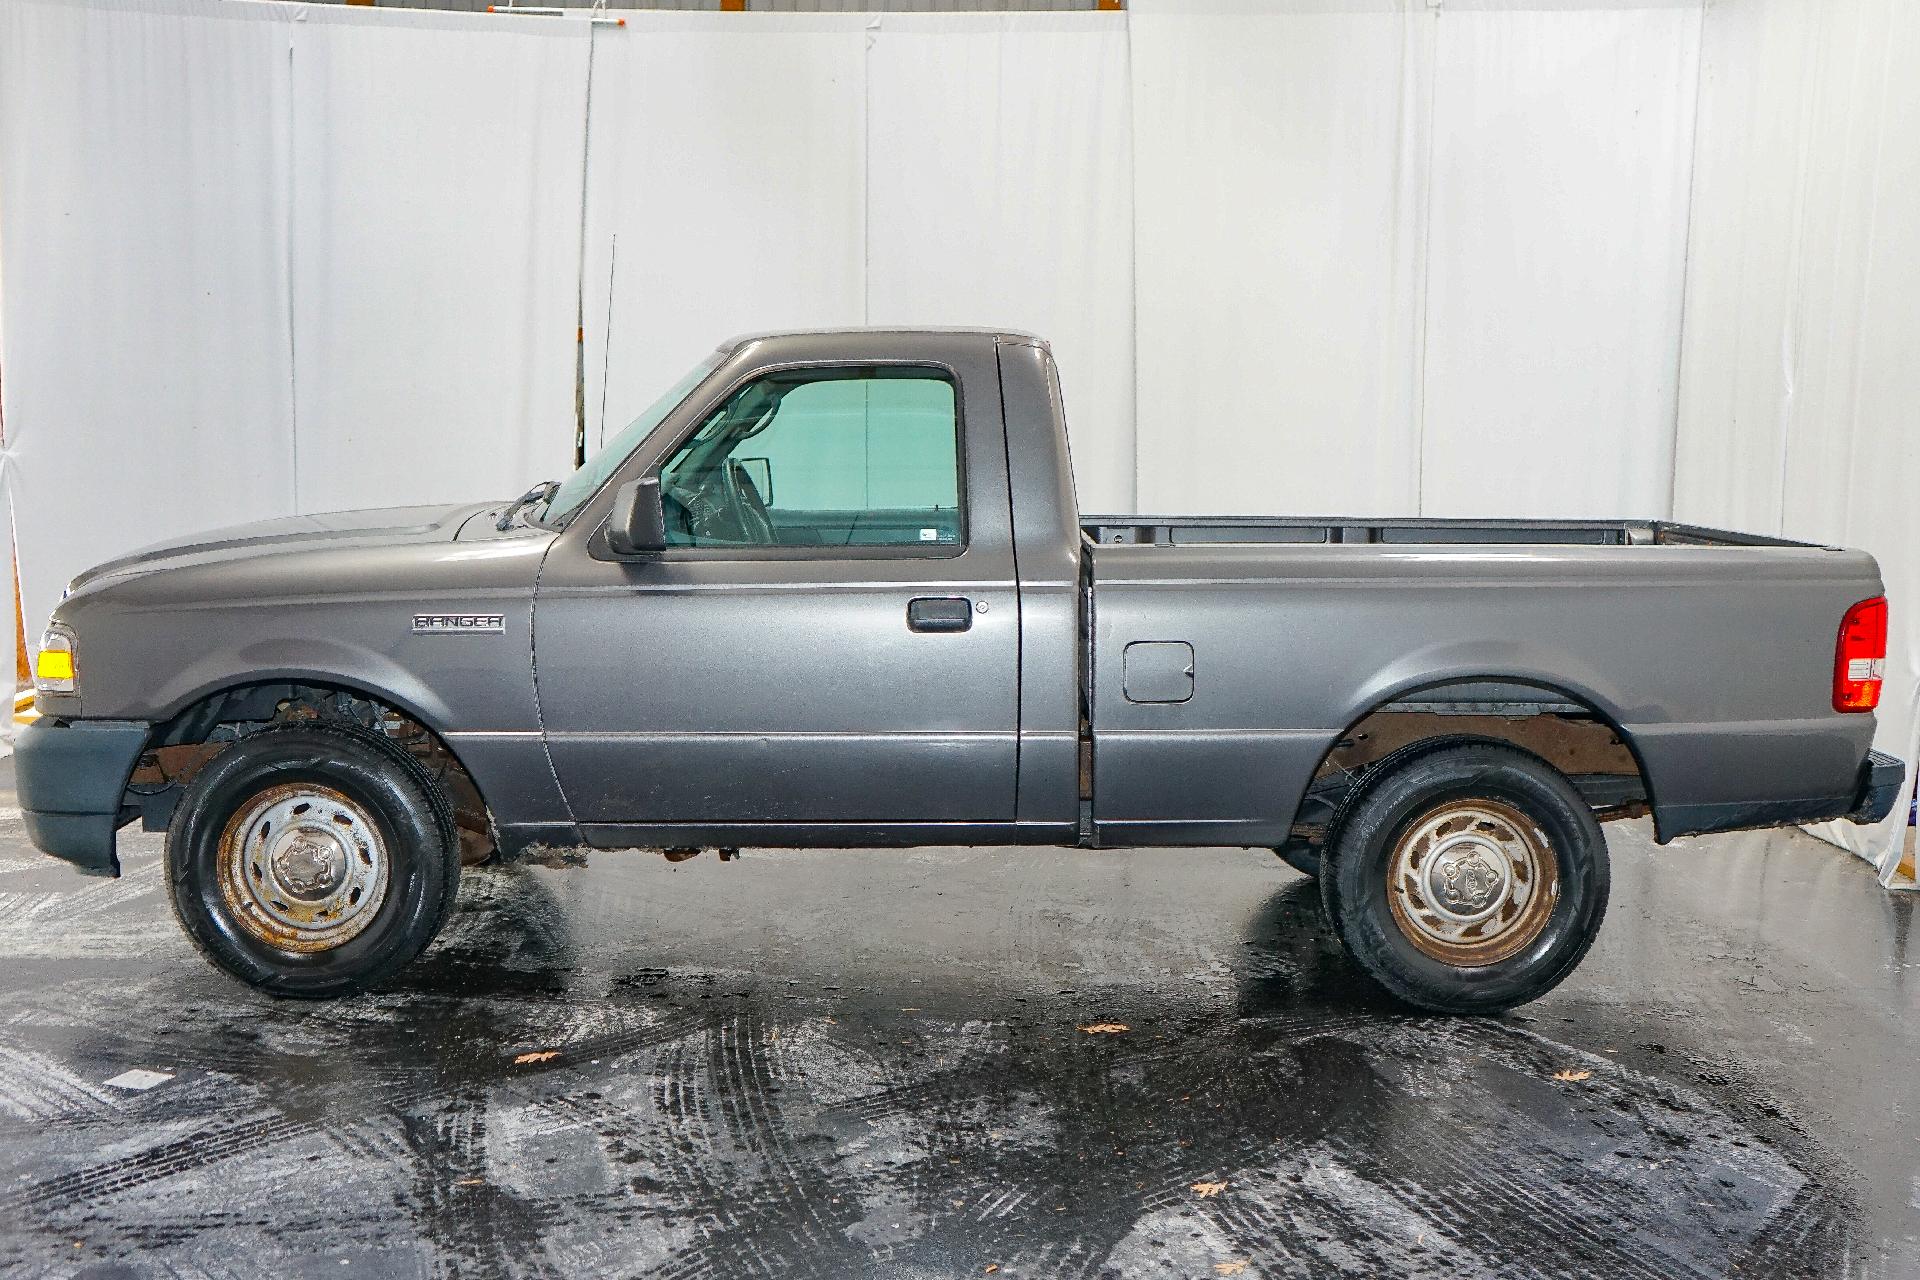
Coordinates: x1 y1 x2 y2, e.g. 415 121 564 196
1834 596 1888 712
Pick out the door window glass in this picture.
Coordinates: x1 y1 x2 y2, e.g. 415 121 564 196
659 368 962 548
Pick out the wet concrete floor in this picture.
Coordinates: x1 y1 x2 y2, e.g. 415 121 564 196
0 773 1913 1278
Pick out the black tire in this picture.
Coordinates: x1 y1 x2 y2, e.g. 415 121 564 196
1274 842 1320 878
165 722 461 998
1320 741 1609 1014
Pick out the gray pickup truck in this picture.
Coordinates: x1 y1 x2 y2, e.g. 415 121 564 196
18 329 1903 1011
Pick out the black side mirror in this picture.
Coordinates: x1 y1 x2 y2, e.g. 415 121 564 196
607 476 668 555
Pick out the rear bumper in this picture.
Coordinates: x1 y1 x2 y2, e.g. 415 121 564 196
1657 748 1907 841
16 719 150 878
1846 749 1907 825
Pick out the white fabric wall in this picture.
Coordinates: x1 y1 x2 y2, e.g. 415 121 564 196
286 7 587 514
1674 0 1920 884
579 13 870 459
0 0 585 637
1130 0 1700 518
0 0 296 641
1130 1 1430 516
581 12 1135 511
1419 0 1699 518
0 0 1720 629
0 249 18 739
866 14 1135 511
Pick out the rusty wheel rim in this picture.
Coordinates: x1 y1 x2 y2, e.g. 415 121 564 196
1386 798 1559 967
217 783 390 954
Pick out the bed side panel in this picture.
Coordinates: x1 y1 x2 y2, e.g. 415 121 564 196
1086 542 1882 846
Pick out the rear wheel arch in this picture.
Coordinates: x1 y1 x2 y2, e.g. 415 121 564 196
1276 676 1658 877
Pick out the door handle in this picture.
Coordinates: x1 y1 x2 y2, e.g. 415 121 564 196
907 596 973 633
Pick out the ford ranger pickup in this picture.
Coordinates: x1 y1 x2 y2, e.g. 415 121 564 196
16 329 1905 1011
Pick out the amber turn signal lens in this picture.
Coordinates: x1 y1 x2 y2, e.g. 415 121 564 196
34 648 72 682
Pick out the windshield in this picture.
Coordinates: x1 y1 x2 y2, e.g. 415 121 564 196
542 350 726 526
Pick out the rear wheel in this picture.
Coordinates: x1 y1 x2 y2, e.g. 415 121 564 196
165 723 460 997
1321 741 1608 1014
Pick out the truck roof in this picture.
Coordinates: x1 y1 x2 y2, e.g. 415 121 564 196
721 325 1048 351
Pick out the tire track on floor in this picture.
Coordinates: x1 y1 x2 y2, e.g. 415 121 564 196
0 1003 722 1219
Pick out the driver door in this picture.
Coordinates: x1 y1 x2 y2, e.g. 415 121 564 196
532 344 1021 843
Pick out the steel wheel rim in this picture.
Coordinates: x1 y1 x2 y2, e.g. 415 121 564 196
1386 797 1559 967
217 783 390 953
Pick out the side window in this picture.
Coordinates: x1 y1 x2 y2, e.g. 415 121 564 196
659 367 963 549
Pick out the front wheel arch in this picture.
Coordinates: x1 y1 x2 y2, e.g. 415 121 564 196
135 677 497 865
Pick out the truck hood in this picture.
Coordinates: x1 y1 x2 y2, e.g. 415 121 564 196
68 501 499 593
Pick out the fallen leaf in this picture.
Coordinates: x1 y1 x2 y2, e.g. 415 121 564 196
1079 1022 1131 1035
984 1267 999 1275
1214 1262 1250 1277
1551 1068 1593 1083
1191 1180 1228 1198
513 1050 560 1065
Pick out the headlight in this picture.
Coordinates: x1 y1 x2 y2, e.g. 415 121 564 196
34 626 76 695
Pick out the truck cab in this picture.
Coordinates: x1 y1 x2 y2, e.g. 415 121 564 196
528 330 1083 850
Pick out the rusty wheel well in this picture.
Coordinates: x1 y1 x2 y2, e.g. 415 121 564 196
126 680 497 865
1280 681 1652 864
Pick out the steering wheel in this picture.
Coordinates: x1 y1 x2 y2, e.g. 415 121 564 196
729 460 775 542
663 460 772 545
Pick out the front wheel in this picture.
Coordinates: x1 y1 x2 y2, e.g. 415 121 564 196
1321 741 1609 1014
165 723 461 997
1273 841 1320 878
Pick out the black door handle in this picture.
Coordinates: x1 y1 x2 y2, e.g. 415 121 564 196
908 597 972 633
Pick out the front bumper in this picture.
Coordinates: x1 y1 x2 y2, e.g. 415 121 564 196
16 719 151 877
1846 749 1908 826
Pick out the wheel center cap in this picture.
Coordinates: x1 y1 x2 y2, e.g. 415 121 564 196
272 830 348 901
1423 838 1510 920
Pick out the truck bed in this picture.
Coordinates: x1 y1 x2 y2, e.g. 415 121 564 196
1079 513 1879 848
1081 516 1814 549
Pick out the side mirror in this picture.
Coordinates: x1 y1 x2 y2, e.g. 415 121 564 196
607 476 668 555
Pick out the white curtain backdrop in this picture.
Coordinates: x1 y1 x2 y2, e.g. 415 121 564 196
579 13 870 461
1130 0 1699 519
1419 0 1699 518
865 13 1135 511
0 0 585 639
0 0 297 647
286 6 588 515
1130 0 1430 516
0 103 27 739
580 12 1134 510
1 0 1914 877
1674 0 1920 884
